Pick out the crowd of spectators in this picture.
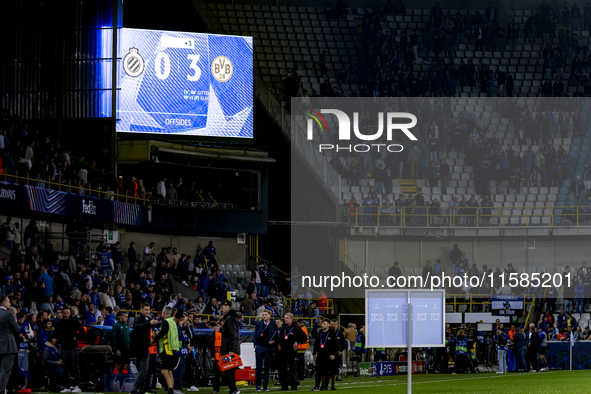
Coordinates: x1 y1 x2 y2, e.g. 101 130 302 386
332 98 591 225
0 113 224 208
0 215 331 392
290 0 591 100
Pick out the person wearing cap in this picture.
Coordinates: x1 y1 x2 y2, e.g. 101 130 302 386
204 241 217 269
220 299 241 394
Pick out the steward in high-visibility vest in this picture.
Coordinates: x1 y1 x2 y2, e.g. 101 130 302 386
353 332 366 354
297 323 309 350
152 305 181 394
209 322 223 393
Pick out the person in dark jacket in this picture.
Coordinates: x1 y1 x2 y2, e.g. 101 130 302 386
278 313 306 391
54 306 84 392
254 309 277 391
526 324 539 372
130 303 158 394
220 299 241 394
0 295 21 394
513 327 528 371
312 320 338 391
41 334 64 388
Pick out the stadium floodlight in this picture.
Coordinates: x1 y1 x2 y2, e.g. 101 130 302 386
365 289 446 394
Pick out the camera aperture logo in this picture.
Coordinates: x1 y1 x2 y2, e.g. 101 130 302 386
305 109 418 153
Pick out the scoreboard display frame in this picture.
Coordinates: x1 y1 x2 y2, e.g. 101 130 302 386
116 28 253 139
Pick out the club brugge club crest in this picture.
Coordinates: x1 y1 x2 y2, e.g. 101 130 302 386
211 56 233 82
123 48 145 77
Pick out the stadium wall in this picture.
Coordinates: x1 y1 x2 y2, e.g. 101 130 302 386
344 236 589 273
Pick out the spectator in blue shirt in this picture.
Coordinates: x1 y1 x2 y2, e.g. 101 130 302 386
38 268 54 296
103 306 116 327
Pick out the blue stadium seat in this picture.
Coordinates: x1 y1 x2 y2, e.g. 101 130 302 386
583 138 591 145
563 180 571 187
577 158 586 165
572 145 580 152
560 186 569 194
558 194 568 202
574 138 583 145
582 144 591 152
580 151 589 159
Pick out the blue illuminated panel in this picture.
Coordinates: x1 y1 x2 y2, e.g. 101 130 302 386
365 290 445 348
117 28 253 138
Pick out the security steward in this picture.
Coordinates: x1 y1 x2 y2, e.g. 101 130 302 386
278 313 306 391
295 320 309 381
209 322 222 394
130 303 159 394
312 320 337 392
254 309 278 391
220 299 241 394
152 306 179 394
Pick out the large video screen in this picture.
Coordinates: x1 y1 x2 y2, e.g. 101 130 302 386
117 28 253 138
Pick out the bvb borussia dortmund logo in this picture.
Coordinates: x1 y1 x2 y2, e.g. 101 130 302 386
211 56 233 82
123 48 145 77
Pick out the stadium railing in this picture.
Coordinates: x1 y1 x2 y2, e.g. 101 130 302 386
340 205 591 226
1 170 150 206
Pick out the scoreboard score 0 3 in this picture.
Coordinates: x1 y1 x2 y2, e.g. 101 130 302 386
117 28 253 138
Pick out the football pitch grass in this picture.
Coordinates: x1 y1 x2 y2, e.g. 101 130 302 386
237 370 588 394
40 370 591 394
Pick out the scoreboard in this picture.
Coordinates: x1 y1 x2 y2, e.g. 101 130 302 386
117 28 253 138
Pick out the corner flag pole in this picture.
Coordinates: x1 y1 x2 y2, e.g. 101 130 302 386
407 300 412 394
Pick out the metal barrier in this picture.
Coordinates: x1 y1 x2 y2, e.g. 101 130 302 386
1 170 149 206
340 205 591 227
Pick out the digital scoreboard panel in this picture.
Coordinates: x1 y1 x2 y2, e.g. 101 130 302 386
365 289 445 348
117 28 253 138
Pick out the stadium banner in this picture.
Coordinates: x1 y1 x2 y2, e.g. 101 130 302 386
491 295 524 316
0 181 148 227
117 28 253 138
359 361 425 377
0 181 29 210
